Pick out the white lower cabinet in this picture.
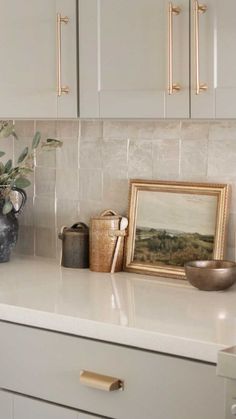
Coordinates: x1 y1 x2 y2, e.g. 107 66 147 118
0 391 13 419
0 391 101 419
14 395 78 419
217 347 236 419
0 322 225 419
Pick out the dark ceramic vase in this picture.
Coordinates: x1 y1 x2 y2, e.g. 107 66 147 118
0 188 27 263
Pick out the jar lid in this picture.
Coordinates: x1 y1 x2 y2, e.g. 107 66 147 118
91 209 121 221
63 222 89 234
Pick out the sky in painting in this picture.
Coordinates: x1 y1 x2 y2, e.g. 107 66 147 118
136 190 217 235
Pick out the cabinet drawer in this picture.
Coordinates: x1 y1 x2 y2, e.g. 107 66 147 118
0 322 224 419
0 391 12 419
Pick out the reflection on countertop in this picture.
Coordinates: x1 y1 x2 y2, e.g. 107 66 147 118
0 255 236 363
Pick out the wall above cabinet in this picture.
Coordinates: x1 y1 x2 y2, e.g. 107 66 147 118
79 0 236 119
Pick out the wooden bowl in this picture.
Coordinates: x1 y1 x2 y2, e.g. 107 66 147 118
184 260 236 291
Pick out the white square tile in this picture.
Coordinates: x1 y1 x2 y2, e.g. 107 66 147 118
56 168 79 200
79 139 102 169
79 169 103 201
35 167 56 196
81 120 103 139
128 140 153 178
102 140 128 171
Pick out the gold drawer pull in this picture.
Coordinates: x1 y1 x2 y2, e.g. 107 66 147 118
80 370 124 392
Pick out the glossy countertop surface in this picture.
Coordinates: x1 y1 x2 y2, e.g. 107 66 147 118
0 255 236 363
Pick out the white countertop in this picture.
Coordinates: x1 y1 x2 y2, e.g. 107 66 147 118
0 255 236 363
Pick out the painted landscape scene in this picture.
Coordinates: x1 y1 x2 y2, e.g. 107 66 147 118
133 190 218 268
134 227 214 267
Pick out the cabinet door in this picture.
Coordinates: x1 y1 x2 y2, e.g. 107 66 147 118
14 395 77 419
0 391 13 419
0 0 77 118
0 322 224 419
191 0 236 118
79 0 189 118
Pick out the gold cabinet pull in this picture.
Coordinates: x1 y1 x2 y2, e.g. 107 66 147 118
57 13 70 96
168 3 181 94
194 1 208 94
80 370 124 392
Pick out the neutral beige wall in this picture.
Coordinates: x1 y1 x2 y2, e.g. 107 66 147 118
1 119 235 260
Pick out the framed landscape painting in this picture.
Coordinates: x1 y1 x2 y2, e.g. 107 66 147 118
125 180 229 279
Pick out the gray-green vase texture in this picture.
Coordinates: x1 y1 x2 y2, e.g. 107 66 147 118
0 188 26 262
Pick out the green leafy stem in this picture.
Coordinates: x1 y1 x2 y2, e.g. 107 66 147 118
0 122 62 214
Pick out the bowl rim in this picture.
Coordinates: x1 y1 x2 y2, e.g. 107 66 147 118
184 259 236 270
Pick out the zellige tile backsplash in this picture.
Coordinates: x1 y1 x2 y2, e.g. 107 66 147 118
1 119 235 261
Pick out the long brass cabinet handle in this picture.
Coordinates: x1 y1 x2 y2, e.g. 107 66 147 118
194 0 208 94
80 370 124 392
57 13 70 96
168 3 181 94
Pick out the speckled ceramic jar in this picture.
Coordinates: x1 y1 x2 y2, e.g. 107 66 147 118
58 222 89 268
90 209 124 273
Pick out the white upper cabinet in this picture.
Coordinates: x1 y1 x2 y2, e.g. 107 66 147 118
1 1 235 119
80 0 236 119
0 0 77 118
191 0 236 118
79 0 190 118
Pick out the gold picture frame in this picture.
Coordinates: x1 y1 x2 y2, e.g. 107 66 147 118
125 180 230 279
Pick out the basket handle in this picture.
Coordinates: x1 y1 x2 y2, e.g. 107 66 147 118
100 209 118 217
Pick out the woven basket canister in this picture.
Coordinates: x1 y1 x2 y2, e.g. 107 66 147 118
90 210 124 272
